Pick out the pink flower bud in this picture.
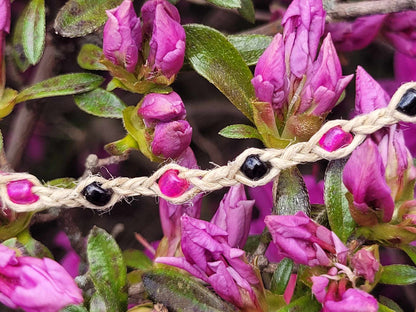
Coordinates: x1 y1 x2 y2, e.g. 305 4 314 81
141 0 185 78
351 248 379 283
151 120 192 159
211 184 255 248
103 0 142 72
138 92 186 127
265 211 348 266
382 11 416 57
251 34 287 111
0 244 83 312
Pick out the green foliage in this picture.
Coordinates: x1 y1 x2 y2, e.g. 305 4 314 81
74 88 126 118
15 73 104 103
87 226 127 312
184 24 255 122
324 158 356 242
54 0 124 37
104 134 139 156
378 296 404 312
77 44 107 71
206 0 240 9
60 305 88 312
123 249 152 270
276 294 321 312
21 0 45 65
270 258 294 295
228 34 272 66
401 245 416 266
17 229 53 259
142 267 235 312
237 0 255 23
219 124 262 141
380 264 416 285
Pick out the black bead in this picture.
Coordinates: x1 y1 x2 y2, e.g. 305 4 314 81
81 182 113 206
240 155 269 180
397 88 416 116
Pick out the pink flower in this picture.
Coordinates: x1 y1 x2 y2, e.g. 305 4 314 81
141 0 185 78
265 211 348 266
211 184 255 248
103 0 142 72
351 248 379 283
248 182 273 235
382 11 416 57
0 244 83 312
282 0 325 77
138 92 186 127
54 231 81 278
151 120 192 159
0 0 10 34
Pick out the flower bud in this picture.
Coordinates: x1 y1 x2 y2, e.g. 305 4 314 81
103 0 142 72
138 92 186 127
351 247 379 283
151 120 192 159
211 184 255 248
141 0 185 78
0 244 83 311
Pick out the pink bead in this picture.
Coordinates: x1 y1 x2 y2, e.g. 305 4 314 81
158 169 189 197
319 126 353 152
7 179 39 204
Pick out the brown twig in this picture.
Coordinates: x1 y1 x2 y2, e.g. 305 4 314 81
83 153 130 177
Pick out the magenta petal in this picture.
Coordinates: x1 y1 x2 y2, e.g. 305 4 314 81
324 288 378 312
383 11 416 57
0 0 11 33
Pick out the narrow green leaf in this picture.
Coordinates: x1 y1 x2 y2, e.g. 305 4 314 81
270 258 294 295
77 44 107 70
324 158 356 242
401 245 416 266
21 0 45 65
228 34 272 66
60 305 88 312
74 88 126 118
104 134 139 156
238 0 255 23
142 268 235 312
380 264 416 285
378 296 404 312
277 294 321 312
123 249 152 270
273 167 311 216
206 0 241 9
87 226 127 312
16 73 104 103
12 7 31 71
0 88 18 119
378 303 397 312
54 0 124 37
184 24 255 122
219 124 262 140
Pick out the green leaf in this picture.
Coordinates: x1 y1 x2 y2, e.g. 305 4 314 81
16 73 104 103
0 88 18 119
273 167 311 216
270 258 294 295
60 305 88 312
87 226 127 312
277 294 321 312
378 296 404 312
17 229 53 259
238 0 255 23
46 178 77 188
74 88 126 118
54 0 124 38
206 0 241 9
401 245 416 266
142 267 235 312
324 158 356 242
0 130 3 152
228 34 272 66
11 7 30 71
104 134 139 156
380 264 416 285
184 24 255 122
21 0 45 65
219 124 262 141
123 249 152 270
77 44 107 70
378 303 397 312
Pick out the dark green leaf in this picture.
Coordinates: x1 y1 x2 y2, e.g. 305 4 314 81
324 158 356 242
21 0 45 65
228 34 272 66
89 293 107 312
273 167 311 216
104 134 139 156
378 296 404 312
16 73 104 103
142 267 235 312
206 0 241 9
378 303 397 312
123 249 152 270
238 0 255 23
54 0 124 37
401 245 416 266
77 44 107 70
74 88 126 118
219 124 262 140
277 294 321 312
184 24 255 122
60 305 88 312
11 8 30 71
270 258 294 295
87 226 127 312
380 265 416 285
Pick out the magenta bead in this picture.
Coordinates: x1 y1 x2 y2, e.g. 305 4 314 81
319 126 353 152
7 179 39 204
158 169 189 197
